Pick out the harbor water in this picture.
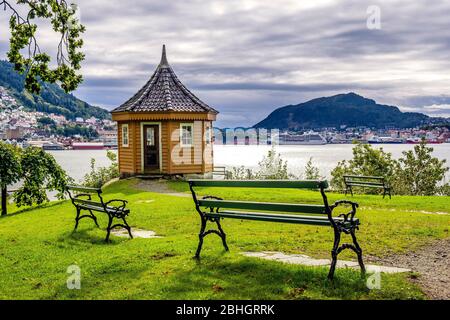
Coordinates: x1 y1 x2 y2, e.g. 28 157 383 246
46 144 450 183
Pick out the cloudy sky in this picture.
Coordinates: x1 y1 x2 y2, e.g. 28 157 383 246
1 0 450 127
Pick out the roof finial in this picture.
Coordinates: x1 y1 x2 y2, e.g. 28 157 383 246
160 44 169 67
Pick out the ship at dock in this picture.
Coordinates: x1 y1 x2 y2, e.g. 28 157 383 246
367 136 404 144
278 131 327 145
71 142 106 150
23 140 65 150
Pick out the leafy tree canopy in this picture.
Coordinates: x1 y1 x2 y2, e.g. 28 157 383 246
395 142 449 196
0 141 22 189
1 0 85 93
331 141 449 196
0 141 70 215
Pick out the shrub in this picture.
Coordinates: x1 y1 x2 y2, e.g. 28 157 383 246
304 157 322 180
331 141 449 196
82 150 119 188
394 141 449 196
330 143 397 192
254 146 291 179
225 147 294 180
225 166 255 180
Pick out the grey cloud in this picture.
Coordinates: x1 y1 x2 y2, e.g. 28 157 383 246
190 82 383 92
1 0 450 127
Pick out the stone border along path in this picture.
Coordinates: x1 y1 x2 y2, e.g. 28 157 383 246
242 252 411 274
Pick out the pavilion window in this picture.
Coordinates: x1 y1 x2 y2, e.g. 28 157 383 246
122 124 129 147
180 123 193 147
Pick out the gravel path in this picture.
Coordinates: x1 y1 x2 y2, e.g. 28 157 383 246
367 238 450 300
135 179 190 197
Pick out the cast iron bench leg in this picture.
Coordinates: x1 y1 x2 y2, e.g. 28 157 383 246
195 217 229 259
89 209 100 227
122 217 133 239
328 227 366 280
195 218 207 258
105 215 113 242
351 230 366 275
328 230 341 280
216 219 229 252
74 208 81 231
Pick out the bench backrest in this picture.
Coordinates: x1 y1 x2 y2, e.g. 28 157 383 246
188 180 330 216
66 185 102 194
189 180 329 189
212 167 227 176
343 175 385 184
66 185 105 207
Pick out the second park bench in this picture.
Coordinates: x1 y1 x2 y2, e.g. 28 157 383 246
344 175 392 199
188 179 366 280
66 185 133 242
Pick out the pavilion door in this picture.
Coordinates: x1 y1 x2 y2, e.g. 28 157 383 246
143 125 160 171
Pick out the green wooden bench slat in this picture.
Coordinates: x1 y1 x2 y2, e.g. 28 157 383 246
348 185 386 188
344 175 384 180
67 185 101 193
75 203 129 214
189 180 329 189
211 210 359 224
208 210 357 223
73 199 101 206
205 211 334 226
346 182 386 187
72 199 128 213
198 199 326 214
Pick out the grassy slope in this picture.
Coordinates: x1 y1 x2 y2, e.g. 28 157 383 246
0 179 448 300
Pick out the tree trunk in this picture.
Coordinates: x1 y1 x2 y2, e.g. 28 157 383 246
1 186 7 216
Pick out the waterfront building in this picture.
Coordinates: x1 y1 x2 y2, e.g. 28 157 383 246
111 45 218 177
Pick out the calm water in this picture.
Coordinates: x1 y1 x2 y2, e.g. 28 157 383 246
46 144 450 183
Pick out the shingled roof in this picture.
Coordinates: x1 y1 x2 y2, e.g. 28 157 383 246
111 45 218 114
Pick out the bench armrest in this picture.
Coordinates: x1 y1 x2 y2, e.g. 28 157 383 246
201 196 223 213
329 200 359 230
73 193 92 200
332 200 359 209
105 199 128 210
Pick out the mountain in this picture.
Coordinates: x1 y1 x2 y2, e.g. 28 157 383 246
254 93 429 130
0 60 110 120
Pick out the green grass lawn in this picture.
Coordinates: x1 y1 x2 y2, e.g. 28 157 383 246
0 179 448 300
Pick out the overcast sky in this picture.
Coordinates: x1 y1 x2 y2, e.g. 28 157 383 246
1 0 450 127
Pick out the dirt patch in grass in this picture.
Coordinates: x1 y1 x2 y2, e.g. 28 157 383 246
367 238 450 300
150 252 177 260
135 179 190 197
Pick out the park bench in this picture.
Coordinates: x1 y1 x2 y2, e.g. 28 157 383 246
188 180 365 280
344 175 391 199
213 166 227 178
66 185 133 242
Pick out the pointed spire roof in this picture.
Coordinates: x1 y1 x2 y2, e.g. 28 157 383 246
159 44 169 67
112 45 218 114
